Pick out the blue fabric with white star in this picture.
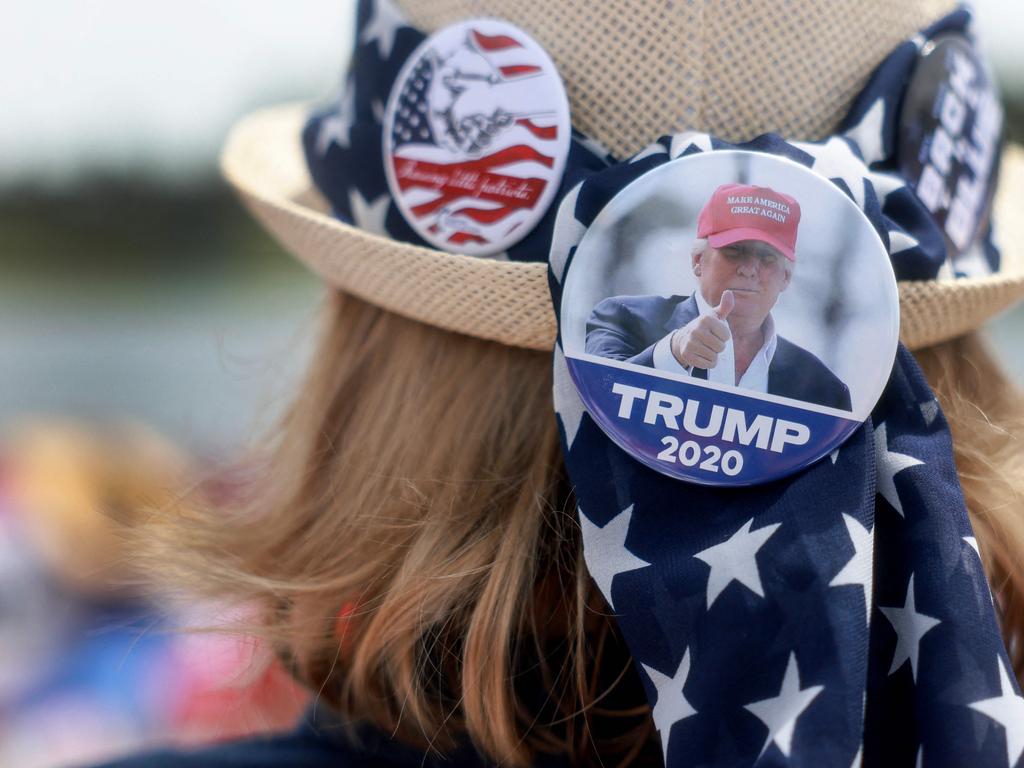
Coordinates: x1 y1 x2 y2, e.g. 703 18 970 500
552 339 1024 767
304 1 1023 765
546 24 1023 768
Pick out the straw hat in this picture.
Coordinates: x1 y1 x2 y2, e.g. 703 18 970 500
220 0 1024 351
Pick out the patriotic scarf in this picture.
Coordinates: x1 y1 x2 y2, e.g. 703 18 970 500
305 3 1024 766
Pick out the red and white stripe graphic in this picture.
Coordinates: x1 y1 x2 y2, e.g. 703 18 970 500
385 20 571 254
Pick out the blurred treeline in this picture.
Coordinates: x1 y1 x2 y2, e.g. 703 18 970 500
0 175 301 289
2 102 1022 286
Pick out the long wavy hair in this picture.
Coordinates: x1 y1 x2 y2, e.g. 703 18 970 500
140 291 1024 766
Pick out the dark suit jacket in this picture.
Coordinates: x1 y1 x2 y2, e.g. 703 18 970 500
585 294 852 412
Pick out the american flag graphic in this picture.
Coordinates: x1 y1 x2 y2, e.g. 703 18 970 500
389 55 435 147
386 24 566 249
302 0 611 263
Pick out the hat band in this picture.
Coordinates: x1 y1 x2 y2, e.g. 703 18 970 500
305 2 1003 284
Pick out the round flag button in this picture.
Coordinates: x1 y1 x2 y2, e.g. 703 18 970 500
382 19 572 256
899 34 1003 271
559 150 900 486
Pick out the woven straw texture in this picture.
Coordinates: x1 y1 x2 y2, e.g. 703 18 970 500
221 105 556 349
221 104 1024 352
400 0 956 159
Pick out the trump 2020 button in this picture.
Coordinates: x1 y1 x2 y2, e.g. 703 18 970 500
899 34 1003 274
382 18 571 257
559 150 899 486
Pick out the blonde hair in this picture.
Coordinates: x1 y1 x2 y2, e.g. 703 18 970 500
141 292 1024 766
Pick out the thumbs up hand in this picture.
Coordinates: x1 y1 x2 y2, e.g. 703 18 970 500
713 289 734 321
670 291 733 370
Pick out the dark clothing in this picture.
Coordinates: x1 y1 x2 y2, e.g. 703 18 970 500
93 707 571 768
92 628 663 768
586 294 853 411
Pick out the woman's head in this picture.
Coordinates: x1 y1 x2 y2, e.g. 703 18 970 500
191 1 1024 763
142 289 1024 766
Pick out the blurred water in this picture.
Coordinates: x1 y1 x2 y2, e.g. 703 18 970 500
0 274 322 455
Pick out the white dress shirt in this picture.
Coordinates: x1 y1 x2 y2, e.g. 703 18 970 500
652 291 778 392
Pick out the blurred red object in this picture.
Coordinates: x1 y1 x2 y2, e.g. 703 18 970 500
165 630 309 744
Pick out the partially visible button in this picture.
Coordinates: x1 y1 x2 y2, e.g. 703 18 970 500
383 18 571 256
899 34 1004 274
560 150 899 486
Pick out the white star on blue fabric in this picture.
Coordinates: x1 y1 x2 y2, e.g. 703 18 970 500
548 184 586 285
553 345 585 448
888 228 920 256
919 399 940 427
969 657 1024 768
642 649 698 762
879 573 941 681
670 131 712 158
844 98 887 166
744 653 824 758
963 536 996 605
694 518 781 609
874 421 924 517
867 168 907 207
348 190 389 235
316 84 356 156
577 134 612 161
830 514 874 625
361 0 405 59
630 142 669 164
794 136 870 209
371 98 385 125
579 504 651 609
965 536 981 558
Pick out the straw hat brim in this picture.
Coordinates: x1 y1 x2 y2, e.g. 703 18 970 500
221 102 1024 351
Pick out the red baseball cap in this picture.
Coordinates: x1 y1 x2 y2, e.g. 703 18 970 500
696 183 801 261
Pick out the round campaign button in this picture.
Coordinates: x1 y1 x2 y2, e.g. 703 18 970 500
383 19 572 256
560 150 900 486
899 34 1003 271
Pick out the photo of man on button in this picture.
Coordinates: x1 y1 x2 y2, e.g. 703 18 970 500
585 183 852 411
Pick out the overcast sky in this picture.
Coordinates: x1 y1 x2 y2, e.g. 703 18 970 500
2 0 1022 188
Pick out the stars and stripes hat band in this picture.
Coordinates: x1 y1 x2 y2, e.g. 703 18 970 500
548 131 1024 768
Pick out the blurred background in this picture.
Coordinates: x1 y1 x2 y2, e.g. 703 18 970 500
0 2 1022 766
